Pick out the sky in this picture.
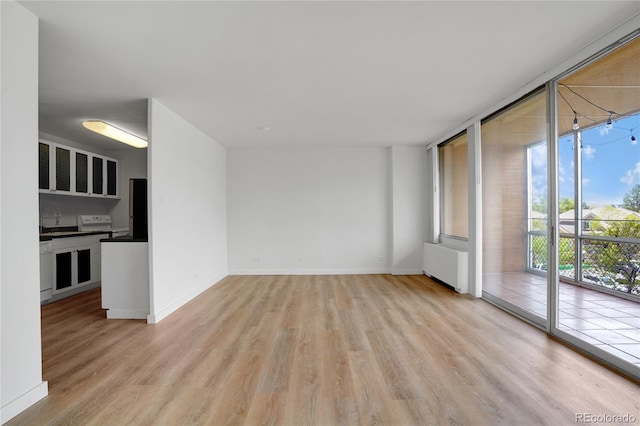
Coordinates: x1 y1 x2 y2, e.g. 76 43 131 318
531 113 640 208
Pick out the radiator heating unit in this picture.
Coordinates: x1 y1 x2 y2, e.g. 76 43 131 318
423 243 469 294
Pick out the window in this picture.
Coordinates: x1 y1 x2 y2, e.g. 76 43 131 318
438 132 468 239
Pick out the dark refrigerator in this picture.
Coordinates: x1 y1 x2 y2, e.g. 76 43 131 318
129 178 148 240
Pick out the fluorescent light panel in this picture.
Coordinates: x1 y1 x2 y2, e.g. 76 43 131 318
82 120 148 148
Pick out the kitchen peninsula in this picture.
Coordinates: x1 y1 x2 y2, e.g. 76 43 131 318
100 178 149 320
101 236 149 320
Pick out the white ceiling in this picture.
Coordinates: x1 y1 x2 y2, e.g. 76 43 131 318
19 1 640 151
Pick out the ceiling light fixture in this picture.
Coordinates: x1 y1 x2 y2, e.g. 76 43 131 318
82 120 148 148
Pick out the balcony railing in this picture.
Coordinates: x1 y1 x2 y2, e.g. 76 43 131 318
527 218 640 297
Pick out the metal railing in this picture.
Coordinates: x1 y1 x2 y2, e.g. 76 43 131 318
527 218 640 297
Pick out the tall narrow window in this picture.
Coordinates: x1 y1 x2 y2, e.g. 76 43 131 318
438 132 468 239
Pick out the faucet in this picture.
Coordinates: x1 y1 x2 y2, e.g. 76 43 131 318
40 206 61 232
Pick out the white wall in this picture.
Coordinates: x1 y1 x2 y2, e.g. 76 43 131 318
391 146 428 274
227 146 392 274
1 1 48 423
147 99 227 323
38 193 118 228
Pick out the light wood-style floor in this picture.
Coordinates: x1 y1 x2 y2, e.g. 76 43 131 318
8 274 640 425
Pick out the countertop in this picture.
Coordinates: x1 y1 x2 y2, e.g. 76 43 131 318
101 235 148 243
39 227 113 242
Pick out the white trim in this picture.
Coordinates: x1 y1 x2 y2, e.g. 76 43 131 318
1 381 48 424
146 273 226 324
391 269 424 276
106 309 148 320
228 268 389 276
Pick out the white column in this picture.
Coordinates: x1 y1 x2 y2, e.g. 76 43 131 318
1 1 48 422
467 122 483 297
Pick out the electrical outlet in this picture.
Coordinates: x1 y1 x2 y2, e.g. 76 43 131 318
253 257 262 263
377 256 385 262
298 257 307 263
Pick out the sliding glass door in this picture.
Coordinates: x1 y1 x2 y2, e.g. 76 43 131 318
481 88 549 325
478 33 640 378
552 34 640 375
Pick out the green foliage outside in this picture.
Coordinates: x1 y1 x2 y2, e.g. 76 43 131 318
531 197 547 214
587 215 640 294
532 197 591 215
622 184 640 212
528 182 640 295
559 197 574 214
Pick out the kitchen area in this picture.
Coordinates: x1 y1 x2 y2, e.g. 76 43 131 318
38 130 150 320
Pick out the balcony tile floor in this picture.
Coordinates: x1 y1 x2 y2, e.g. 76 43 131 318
484 272 640 367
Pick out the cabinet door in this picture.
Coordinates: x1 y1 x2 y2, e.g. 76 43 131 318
92 156 103 194
107 160 117 196
40 244 53 292
77 248 91 283
55 146 71 192
39 142 51 190
55 251 73 290
75 152 89 194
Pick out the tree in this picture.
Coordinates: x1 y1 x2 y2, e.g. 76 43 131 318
531 196 547 214
622 184 640 212
588 215 640 294
559 197 575 214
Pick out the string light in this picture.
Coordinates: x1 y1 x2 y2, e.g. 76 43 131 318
559 84 620 131
558 84 640 147
558 89 580 131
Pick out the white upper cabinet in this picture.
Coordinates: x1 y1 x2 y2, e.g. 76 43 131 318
39 140 119 199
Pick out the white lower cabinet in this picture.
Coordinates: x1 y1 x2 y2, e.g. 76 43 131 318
40 241 53 301
45 234 109 298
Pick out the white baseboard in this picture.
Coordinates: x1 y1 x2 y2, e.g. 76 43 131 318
391 268 424 275
106 309 148 320
228 268 389 276
1 381 48 424
147 273 227 324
